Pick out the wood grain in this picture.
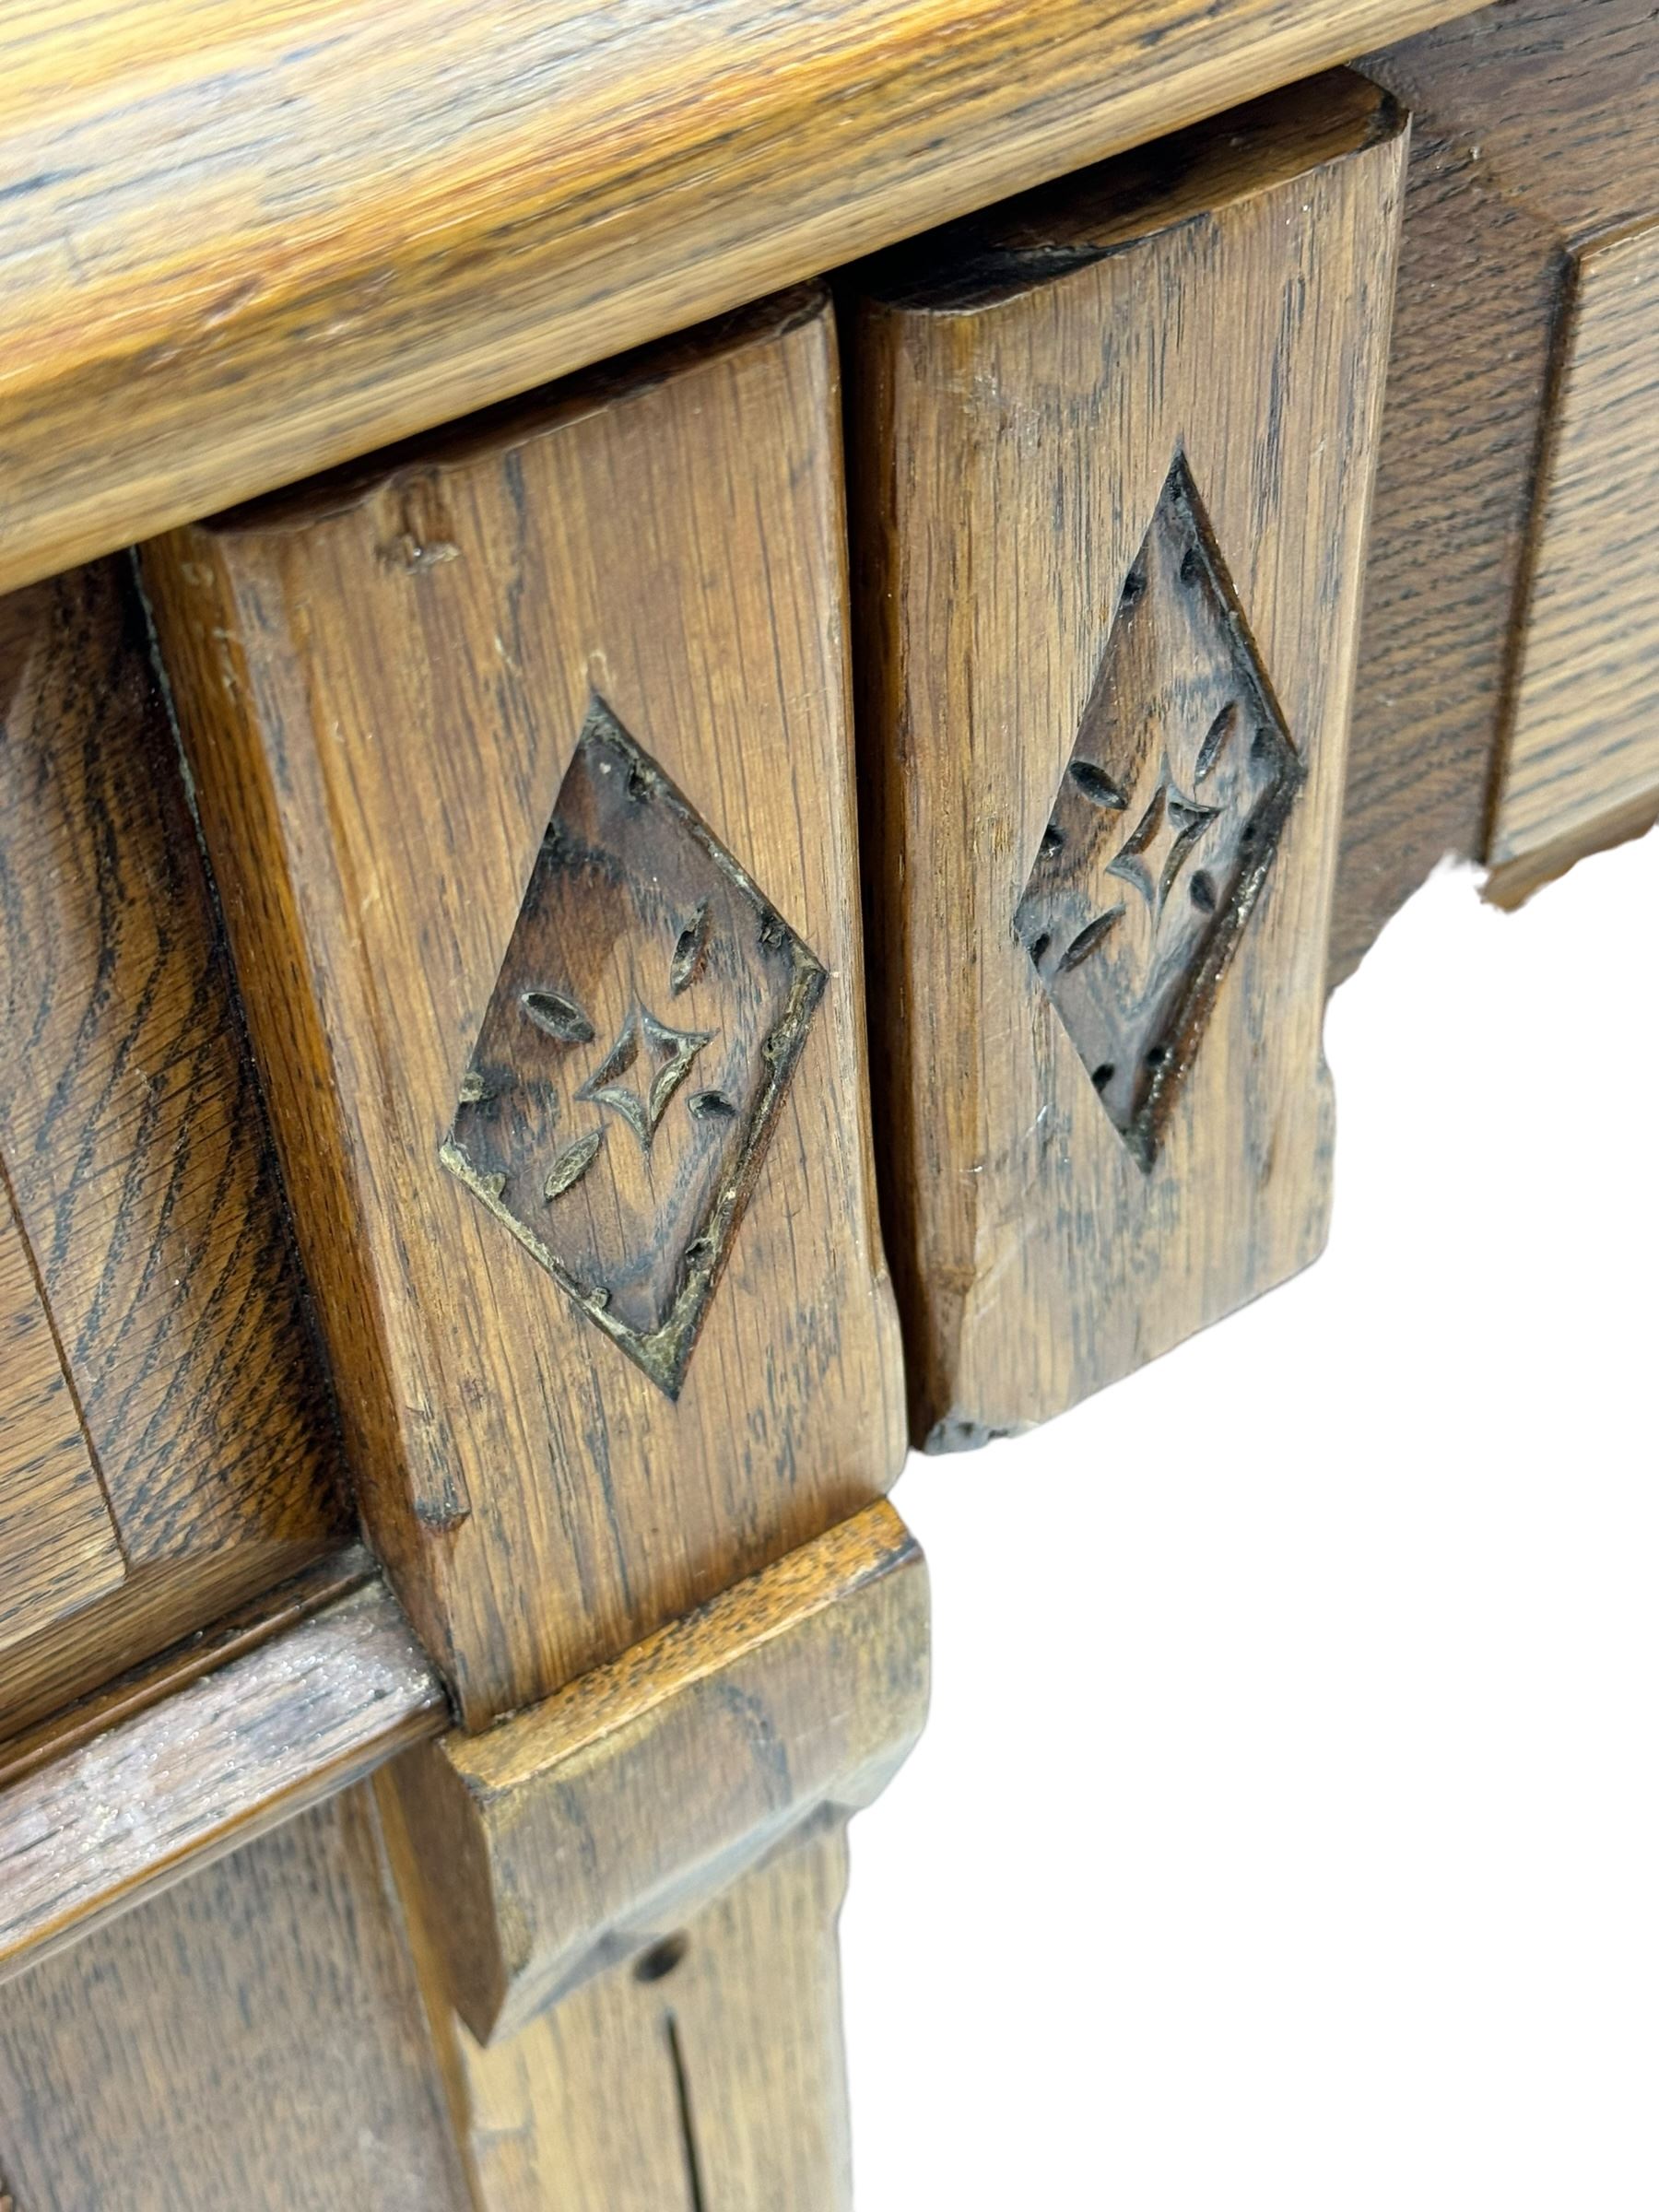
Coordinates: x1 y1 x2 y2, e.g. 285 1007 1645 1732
0 1573 443 1987
387 1500 925 2043
0 0 1484 596
851 73 1404 1447
0 559 346 1734
146 290 906 1726
1488 218 1659 866
1342 0 1659 965
0 1787 471 2212
0 1544 374 1789
0 1176 124 1657
432 1818 855 2212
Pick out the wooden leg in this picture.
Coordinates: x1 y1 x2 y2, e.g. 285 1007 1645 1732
439 1821 853 2212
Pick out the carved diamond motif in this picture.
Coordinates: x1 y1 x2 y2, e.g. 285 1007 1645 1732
441 698 825 1397
1015 454 1303 1170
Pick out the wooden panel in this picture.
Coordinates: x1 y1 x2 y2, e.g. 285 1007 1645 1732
852 75 1404 1447
0 1179 124 1657
388 1500 925 2042
146 290 906 1726
1488 219 1659 870
441 1818 854 2212
0 1571 444 1986
0 0 1486 595
1345 0 1659 964
0 1787 471 2212
0 560 346 1735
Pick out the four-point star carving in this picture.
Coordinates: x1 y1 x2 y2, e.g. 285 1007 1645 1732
439 699 825 1397
577 1005 713 1149
1014 454 1303 1170
1107 773 1219 917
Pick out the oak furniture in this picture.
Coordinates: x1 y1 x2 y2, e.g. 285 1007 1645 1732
2 2 1653 2204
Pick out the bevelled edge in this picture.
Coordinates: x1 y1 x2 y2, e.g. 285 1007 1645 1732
387 1502 928 2043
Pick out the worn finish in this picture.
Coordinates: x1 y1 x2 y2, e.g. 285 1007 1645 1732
853 74 1404 1447
429 1819 855 2212
147 292 906 1726
1489 218 1659 866
388 1501 925 2042
1344 0 1659 968
0 1788 471 2212
440 696 827 1400
0 0 1485 594
1011 455 1305 1171
0 559 345 1735
0 1574 443 1986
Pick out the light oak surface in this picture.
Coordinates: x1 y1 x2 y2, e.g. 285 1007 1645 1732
0 0 1486 595
389 1500 926 2043
0 559 345 1737
853 74 1404 1445
147 291 906 1727
0 1571 443 1987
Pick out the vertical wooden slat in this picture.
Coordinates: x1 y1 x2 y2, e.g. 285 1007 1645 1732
145 289 906 1726
851 73 1405 1447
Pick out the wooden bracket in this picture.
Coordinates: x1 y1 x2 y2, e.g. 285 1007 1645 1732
384 1502 927 2046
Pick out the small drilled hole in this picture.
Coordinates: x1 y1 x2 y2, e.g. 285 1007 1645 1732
1120 566 1147 606
635 1935 688 1984
1091 1063 1116 1093
1144 1044 1167 1068
1030 932 1052 964
1039 823 1064 857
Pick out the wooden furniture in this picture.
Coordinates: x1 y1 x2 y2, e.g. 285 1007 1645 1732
1 2 1652 2204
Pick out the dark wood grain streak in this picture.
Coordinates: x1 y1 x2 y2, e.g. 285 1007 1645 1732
0 559 347 1735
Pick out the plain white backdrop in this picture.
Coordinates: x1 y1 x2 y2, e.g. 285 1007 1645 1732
841 832 1658 2209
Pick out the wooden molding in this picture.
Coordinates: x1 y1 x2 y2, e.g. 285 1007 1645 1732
385 1501 926 2047
0 0 1485 594
0 1571 444 1988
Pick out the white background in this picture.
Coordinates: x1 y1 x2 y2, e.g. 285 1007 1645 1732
842 836 1658 2209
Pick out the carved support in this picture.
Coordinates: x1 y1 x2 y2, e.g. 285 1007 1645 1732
144 287 905 1729
382 1501 926 2045
852 71 1405 1447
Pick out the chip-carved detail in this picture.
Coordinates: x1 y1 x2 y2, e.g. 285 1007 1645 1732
441 699 825 1397
1015 453 1303 1170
